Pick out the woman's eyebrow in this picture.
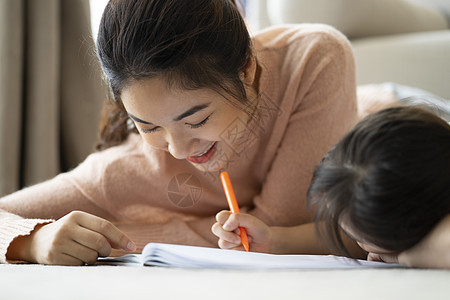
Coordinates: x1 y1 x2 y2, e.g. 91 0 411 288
128 113 153 125
127 103 210 125
173 104 210 121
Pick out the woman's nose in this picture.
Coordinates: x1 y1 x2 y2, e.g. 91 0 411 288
167 143 185 159
166 133 199 160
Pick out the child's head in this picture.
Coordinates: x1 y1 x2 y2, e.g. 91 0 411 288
307 105 450 256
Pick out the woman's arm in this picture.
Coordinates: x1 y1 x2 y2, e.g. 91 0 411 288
0 173 117 221
0 151 129 264
0 173 133 264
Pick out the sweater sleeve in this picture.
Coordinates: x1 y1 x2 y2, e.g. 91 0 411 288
0 210 53 263
250 27 358 226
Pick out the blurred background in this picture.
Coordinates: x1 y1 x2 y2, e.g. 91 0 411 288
0 0 449 197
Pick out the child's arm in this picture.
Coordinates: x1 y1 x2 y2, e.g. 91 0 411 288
212 210 367 256
212 210 331 254
368 214 450 268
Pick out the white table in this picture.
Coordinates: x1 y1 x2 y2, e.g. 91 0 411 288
1 264 449 300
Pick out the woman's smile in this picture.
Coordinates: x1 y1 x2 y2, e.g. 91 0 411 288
186 142 217 164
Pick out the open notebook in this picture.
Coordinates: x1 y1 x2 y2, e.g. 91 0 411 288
96 243 400 269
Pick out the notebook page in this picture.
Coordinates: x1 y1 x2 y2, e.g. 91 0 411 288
142 243 400 269
96 253 142 266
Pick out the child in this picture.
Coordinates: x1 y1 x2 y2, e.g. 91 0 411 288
0 0 359 264
212 105 450 268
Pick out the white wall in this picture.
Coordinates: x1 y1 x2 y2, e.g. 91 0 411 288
89 0 109 40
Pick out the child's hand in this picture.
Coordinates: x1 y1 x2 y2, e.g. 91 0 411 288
211 210 273 253
7 211 136 265
367 252 400 264
367 215 450 269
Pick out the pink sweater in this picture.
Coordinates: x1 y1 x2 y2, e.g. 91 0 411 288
0 24 358 262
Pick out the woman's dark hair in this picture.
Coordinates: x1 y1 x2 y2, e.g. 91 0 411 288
307 105 450 256
95 0 252 150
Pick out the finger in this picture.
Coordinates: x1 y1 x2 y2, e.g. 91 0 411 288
230 244 246 251
211 222 221 237
218 238 241 250
40 241 85 266
215 210 232 224
368 252 399 264
55 252 85 266
367 252 381 262
379 253 400 264
223 213 252 231
69 211 135 251
223 213 268 236
71 226 112 258
61 239 100 265
212 223 241 244
41 251 84 266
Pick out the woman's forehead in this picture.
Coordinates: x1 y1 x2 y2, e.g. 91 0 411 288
121 78 227 122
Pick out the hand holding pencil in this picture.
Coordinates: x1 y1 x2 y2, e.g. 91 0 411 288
211 208 275 253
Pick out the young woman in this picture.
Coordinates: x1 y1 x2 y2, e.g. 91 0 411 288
0 0 359 265
213 105 450 268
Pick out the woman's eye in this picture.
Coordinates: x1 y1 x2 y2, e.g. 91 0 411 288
141 127 160 134
188 115 210 129
141 114 212 133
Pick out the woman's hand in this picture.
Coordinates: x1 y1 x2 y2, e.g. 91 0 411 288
368 215 450 269
211 210 274 252
7 211 136 265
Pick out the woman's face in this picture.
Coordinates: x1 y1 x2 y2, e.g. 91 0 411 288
121 77 252 173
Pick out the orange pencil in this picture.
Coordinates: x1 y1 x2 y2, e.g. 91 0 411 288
219 170 250 252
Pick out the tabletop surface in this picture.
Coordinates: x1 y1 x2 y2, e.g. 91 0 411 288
1 264 450 300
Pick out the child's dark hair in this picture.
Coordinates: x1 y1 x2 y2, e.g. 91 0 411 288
307 105 450 256
95 0 252 150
